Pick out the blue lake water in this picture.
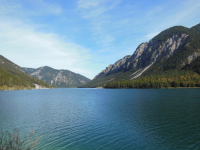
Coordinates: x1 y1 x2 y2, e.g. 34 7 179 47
0 88 200 149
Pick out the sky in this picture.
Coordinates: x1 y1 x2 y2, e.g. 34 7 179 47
0 0 200 79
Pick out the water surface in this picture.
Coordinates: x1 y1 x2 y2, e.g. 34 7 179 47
0 88 200 149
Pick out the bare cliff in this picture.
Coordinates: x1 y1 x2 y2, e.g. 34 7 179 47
81 23 200 88
95 33 189 79
22 66 91 88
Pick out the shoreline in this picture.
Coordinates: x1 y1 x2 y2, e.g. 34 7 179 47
0 87 52 91
1 86 200 91
103 86 200 89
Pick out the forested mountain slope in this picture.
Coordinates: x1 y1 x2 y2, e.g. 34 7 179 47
22 66 91 88
81 23 200 88
0 55 51 90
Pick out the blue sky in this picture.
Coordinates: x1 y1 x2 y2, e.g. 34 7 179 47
0 0 200 79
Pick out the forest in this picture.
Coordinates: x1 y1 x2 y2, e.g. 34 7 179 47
0 55 51 91
104 70 200 88
0 66 51 90
81 24 200 88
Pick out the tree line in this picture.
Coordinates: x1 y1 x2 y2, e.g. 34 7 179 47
0 66 51 91
104 71 200 88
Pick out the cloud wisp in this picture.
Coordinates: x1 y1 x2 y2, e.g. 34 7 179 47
0 1 95 79
77 0 120 48
77 0 106 9
1 0 200 79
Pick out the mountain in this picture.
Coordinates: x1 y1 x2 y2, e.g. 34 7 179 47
22 66 91 88
81 23 200 88
0 55 51 90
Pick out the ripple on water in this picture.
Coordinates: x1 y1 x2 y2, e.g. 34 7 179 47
1 88 200 149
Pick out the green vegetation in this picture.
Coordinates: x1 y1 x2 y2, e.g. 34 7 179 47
0 128 42 150
183 56 200 74
191 23 200 33
79 68 138 88
144 25 200 73
22 66 91 88
82 23 200 88
0 55 51 91
105 70 200 88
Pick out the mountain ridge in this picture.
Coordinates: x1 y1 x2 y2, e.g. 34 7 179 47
81 23 200 88
0 55 51 90
22 66 91 88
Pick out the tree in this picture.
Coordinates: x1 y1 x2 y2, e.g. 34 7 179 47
0 128 42 150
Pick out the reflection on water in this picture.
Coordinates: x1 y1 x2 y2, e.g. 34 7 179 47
0 88 200 149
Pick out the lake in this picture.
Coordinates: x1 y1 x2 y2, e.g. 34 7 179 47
0 88 200 149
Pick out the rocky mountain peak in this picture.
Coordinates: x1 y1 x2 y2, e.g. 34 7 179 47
93 55 131 79
22 66 91 88
94 33 189 80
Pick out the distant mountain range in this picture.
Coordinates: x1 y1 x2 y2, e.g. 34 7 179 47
2 23 200 90
81 23 200 88
0 55 51 90
0 55 90 90
22 66 91 88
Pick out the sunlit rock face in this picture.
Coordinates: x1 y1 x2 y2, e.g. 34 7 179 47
93 55 131 79
22 66 91 88
94 34 189 79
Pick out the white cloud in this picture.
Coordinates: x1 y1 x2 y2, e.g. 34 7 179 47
82 6 108 18
176 0 200 23
0 0 62 17
154 0 200 31
77 0 105 9
100 35 114 46
140 0 200 42
30 0 62 14
0 17 95 79
1 0 199 80
145 32 160 39
147 6 163 16
77 0 121 48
